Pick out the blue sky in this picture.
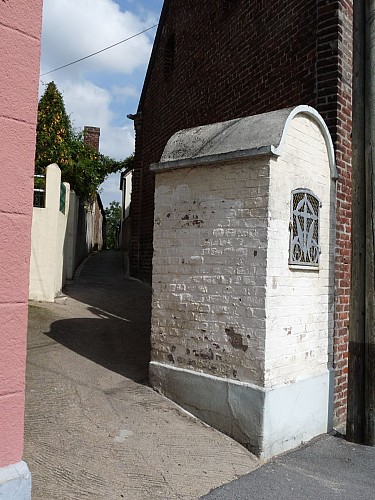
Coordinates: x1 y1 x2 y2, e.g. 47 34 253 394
40 0 164 207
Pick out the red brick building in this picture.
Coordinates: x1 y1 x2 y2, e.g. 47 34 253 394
129 0 353 424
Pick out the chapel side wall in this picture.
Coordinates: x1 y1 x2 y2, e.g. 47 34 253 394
265 116 336 387
152 160 270 386
0 0 43 468
133 0 352 423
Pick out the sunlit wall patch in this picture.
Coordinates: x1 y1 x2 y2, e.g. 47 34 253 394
289 189 321 268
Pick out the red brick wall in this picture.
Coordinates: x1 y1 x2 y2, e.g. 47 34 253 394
131 0 353 424
329 0 353 424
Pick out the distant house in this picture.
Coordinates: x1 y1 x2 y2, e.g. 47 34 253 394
129 0 352 426
119 166 132 255
93 193 106 252
75 126 106 261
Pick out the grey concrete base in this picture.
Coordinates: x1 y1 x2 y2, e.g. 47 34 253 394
150 361 334 459
0 461 31 499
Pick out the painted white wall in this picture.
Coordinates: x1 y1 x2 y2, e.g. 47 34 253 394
122 170 132 221
85 205 94 255
119 171 132 253
265 115 336 388
29 164 70 302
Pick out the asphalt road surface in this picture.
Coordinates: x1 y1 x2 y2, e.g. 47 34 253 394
203 433 375 500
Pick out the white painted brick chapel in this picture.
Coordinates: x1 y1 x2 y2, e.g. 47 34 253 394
149 106 337 458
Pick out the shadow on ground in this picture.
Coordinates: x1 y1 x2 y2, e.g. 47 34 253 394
44 250 152 383
26 250 259 500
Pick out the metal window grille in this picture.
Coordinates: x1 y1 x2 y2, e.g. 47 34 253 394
33 175 45 208
60 183 66 214
289 189 321 267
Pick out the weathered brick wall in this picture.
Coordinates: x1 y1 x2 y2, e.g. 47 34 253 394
133 0 353 422
152 159 269 385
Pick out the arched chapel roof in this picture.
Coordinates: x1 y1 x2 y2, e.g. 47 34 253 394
150 105 337 180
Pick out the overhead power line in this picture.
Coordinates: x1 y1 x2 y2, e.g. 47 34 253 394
40 24 158 77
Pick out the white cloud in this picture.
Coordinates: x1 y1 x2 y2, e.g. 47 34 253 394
59 80 114 129
101 124 134 159
41 0 155 77
111 84 139 99
39 0 161 204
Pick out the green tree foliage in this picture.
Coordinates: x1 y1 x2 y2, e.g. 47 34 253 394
35 81 74 173
35 81 130 202
105 201 121 249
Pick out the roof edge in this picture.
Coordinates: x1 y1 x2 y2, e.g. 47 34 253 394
273 105 338 180
150 146 275 172
137 0 170 114
151 106 338 180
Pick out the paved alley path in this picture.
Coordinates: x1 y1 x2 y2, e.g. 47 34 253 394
25 251 258 499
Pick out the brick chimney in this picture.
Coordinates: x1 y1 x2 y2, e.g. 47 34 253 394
84 126 100 152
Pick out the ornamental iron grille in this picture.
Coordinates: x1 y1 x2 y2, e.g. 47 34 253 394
289 189 321 267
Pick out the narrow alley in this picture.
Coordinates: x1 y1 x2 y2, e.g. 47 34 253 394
24 251 258 499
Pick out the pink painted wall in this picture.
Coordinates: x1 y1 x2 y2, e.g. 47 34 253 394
0 0 43 467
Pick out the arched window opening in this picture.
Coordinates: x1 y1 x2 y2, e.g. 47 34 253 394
289 189 321 267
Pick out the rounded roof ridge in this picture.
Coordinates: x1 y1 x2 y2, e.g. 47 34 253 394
151 106 337 179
